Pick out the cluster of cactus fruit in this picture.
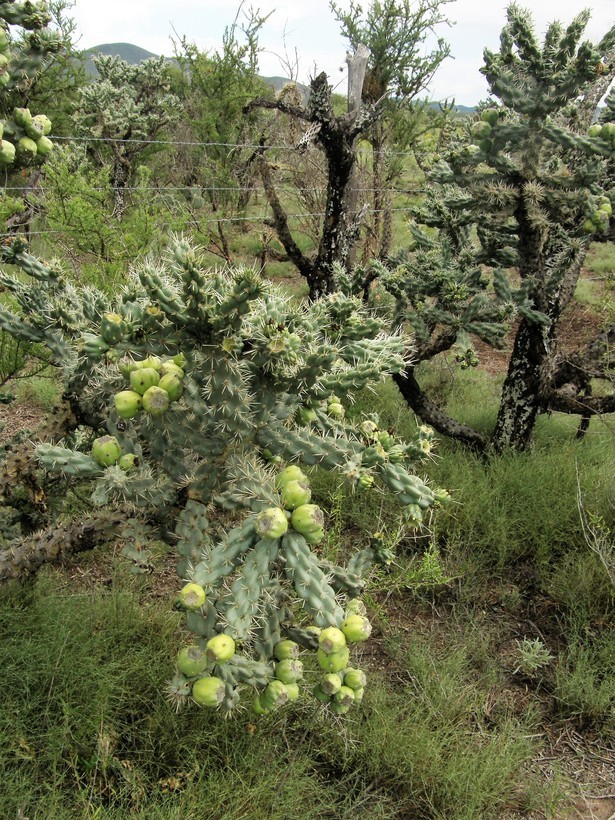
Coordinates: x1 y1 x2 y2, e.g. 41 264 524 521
0 2 57 167
0 234 448 714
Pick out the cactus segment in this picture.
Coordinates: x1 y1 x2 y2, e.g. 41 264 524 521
282 531 345 627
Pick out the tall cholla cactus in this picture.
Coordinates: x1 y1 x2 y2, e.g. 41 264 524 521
0 1 59 167
0 235 446 714
368 5 615 453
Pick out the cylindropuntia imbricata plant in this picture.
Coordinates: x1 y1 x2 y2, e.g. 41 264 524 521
0 235 445 715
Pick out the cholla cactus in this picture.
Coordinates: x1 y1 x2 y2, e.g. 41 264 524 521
365 5 615 452
0 1 59 168
0 235 443 713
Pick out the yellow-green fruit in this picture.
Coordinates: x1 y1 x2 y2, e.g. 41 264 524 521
303 527 324 545
327 401 345 419
158 373 183 402
345 599 367 617
284 682 300 701
255 506 288 539
135 355 162 371
344 668 367 690
341 614 372 643
130 367 160 395
252 693 271 714
13 107 31 127
352 686 365 703
274 640 300 661
317 647 350 673
91 435 122 467
313 685 331 703
0 139 16 164
142 386 170 416
177 645 209 677
159 361 184 378
114 390 143 419
333 685 356 708
173 352 187 368
330 700 351 715
206 634 236 663
276 465 308 488
274 659 303 684
16 136 37 160
261 680 288 710
118 453 138 472
290 504 324 536
35 135 53 157
32 114 52 136
100 312 125 344
192 676 224 707
178 582 206 610
318 627 346 654
321 673 343 695
281 479 311 510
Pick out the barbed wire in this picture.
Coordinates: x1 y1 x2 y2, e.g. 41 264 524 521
48 134 423 157
0 204 422 240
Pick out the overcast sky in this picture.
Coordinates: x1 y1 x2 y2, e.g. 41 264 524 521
71 0 614 105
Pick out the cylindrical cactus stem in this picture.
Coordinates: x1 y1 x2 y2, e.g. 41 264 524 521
175 499 212 565
379 462 435 509
282 531 345 628
227 655 272 688
224 537 280 639
216 663 241 712
285 626 321 650
0 512 123 582
318 559 365 595
35 444 103 478
184 600 219 637
192 518 257 588
252 585 287 661
346 548 375 579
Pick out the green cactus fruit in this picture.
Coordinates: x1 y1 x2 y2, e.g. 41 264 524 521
290 504 324 536
471 120 492 139
100 312 126 345
159 361 185 378
0 139 16 164
297 406 318 425
16 136 37 160
118 453 138 472
206 633 236 663
274 640 300 661
135 355 162 371
173 352 187 368
321 673 343 695
377 430 394 450
599 202 613 217
114 390 143 419
360 419 379 438
254 506 288 539
317 646 350 673
261 679 289 710
582 218 596 234
0 72 10 88
91 435 122 467
313 685 332 703
281 479 311 510
35 135 53 157
303 527 324 545
32 114 52 136
284 682 300 701
305 625 322 639
344 668 367 690
130 367 160 395
319 627 346 654
178 583 207 610
13 107 32 128
142 385 170 416
341 614 372 643
275 659 303 684
276 465 308 488
480 107 499 126
177 645 209 677
333 685 356 708
252 693 271 714
158 373 184 402
352 686 364 703
588 123 602 138
346 599 367 617
192 676 225 707
601 123 615 139
330 700 351 715
0 29 9 51
25 117 46 140
327 401 345 419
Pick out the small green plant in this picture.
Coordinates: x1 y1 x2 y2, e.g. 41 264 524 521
513 638 554 675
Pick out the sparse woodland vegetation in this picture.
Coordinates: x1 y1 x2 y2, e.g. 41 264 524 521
0 1 614 817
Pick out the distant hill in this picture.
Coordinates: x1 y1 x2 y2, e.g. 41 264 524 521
83 43 161 75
